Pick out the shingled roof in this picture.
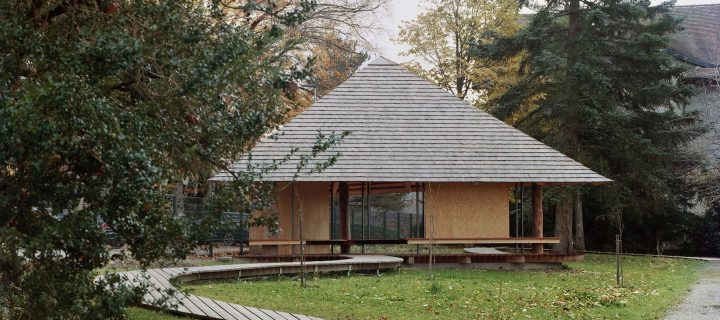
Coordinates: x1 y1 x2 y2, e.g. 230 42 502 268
669 4 720 69
212 57 610 183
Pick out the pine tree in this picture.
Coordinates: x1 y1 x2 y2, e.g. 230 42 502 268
475 0 702 252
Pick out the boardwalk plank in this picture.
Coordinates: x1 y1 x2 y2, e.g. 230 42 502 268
277 310 305 320
243 306 282 320
143 269 205 317
185 291 223 319
157 269 252 319
123 272 162 307
115 255 403 320
161 267 185 277
128 271 166 305
258 309 288 320
213 300 252 320
199 297 241 320
222 303 263 320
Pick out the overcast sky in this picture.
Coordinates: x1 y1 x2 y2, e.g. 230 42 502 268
373 0 720 64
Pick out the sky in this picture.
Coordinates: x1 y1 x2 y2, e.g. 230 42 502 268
373 0 720 64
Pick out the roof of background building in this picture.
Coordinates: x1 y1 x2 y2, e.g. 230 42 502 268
211 57 610 183
669 4 720 69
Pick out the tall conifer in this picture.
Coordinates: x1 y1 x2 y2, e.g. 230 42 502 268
475 0 702 252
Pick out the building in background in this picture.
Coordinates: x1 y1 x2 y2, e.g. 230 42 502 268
670 4 720 212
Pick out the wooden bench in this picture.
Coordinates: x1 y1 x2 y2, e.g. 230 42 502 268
305 239 407 245
404 237 561 245
249 239 306 246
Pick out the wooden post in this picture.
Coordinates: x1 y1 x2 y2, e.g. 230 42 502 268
299 208 305 287
339 182 350 253
291 182 295 255
329 182 334 240
532 183 544 254
520 185 524 252
574 190 585 251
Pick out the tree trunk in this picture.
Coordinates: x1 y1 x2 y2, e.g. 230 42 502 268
455 31 464 98
532 184 544 253
573 190 586 251
554 0 581 254
453 2 464 99
553 191 574 253
565 0 580 123
173 181 184 217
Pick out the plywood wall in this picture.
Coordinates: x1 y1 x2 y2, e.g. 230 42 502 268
249 182 331 254
425 182 510 238
249 181 511 254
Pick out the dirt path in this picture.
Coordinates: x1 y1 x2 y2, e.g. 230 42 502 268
664 260 720 320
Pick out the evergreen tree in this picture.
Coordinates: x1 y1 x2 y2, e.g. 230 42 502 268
475 0 702 252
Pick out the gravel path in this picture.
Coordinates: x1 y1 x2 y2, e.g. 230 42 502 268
664 259 720 320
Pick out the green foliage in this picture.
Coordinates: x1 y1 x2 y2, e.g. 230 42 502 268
182 255 704 319
310 32 369 97
474 0 704 252
702 202 720 256
428 281 443 295
673 201 720 257
396 0 522 103
370 193 411 213
0 1 339 319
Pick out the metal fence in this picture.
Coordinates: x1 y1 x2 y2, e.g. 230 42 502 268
168 195 249 253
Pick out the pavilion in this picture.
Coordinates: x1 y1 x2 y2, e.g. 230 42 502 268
211 57 610 260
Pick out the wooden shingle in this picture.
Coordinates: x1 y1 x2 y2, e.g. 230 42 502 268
212 57 610 183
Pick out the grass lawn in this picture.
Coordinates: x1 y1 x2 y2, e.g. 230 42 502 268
127 254 705 319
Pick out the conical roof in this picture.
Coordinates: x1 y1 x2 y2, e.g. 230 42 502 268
212 57 610 183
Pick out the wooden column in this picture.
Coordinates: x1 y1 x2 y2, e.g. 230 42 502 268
532 183 544 254
338 182 350 253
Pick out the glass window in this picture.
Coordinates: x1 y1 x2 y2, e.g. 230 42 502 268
331 182 424 240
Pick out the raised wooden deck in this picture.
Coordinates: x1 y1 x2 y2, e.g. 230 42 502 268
250 237 561 246
118 255 403 320
393 252 584 264
405 237 561 245
231 252 583 265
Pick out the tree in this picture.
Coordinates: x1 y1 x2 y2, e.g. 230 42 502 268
231 0 390 50
310 32 369 97
396 0 521 104
297 0 389 50
685 72 720 205
0 1 343 319
475 0 703 253
212 1 383 128
681 62 720 256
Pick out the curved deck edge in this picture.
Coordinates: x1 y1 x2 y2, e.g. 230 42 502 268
119 255 403 320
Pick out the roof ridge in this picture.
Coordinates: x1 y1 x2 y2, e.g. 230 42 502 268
367 56 399 65
322 59 594 162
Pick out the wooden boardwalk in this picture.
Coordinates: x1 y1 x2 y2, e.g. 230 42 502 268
118 255 403 320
